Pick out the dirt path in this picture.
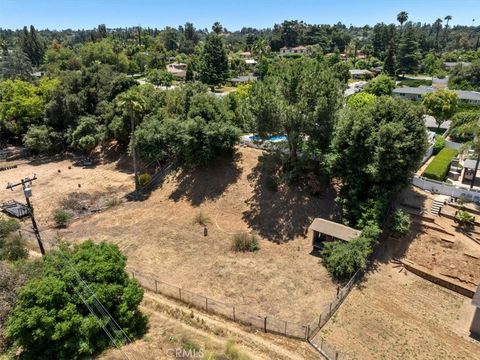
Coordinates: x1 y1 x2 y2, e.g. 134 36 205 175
101 291 320 360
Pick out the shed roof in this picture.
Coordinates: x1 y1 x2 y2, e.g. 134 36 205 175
309 218 361 242
349 69 373 76
473 284 480 307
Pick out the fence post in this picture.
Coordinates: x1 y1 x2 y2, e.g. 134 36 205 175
132 271 135 279
318 314 322 327
179 288 182 301
154 280 158 294
284 321 287 336
329 303 332 314
264 317 267 333
233 306 236 321
335 351 339 360
205 297 208 312
306 325 310 340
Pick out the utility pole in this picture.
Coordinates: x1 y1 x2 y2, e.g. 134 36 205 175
6 175 45 255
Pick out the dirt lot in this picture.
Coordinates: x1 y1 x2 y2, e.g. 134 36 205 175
396 187 480 288
316 262 479 360
2 147 339 326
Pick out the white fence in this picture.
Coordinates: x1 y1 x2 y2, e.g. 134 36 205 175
421 144 434 165
412 175 480 203
444 139 463 150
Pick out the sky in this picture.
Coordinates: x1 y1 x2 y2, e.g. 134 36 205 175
1 0 479 31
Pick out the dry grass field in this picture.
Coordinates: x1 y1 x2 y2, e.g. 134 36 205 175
1 147 339 326
316 262 479 360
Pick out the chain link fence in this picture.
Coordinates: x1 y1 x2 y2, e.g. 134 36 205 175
131 270 309 340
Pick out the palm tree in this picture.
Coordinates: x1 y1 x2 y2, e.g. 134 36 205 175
397 11 409 28
212 22 223 35
117 91 146 190
433 18 443 50
444 15 452 44
251 38 270 58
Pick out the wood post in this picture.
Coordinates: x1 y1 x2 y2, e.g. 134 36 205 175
205 298 208 312
264 317 267 333
318 314 322 326
233 306 236 321
284 321 287 336
179 288 182 301
154 280 158 293
306 325 310 340
132 271 135 279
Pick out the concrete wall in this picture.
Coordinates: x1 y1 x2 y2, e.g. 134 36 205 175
412 175 480 204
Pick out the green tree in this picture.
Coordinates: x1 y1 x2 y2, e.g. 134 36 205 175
363 74 395 96
117 89 146 190
346 92 377 109
5 241 147 360
422 89 458 129
397 24 420 76
147 69 173 87
23 125 62 153
397 11 409 28
212 22 223 35
199 33 229 91
19 25 44 66
0 50 33 81
70 116 105 153
422 53 443 76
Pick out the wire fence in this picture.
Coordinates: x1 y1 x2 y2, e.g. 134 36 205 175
130 270 309 340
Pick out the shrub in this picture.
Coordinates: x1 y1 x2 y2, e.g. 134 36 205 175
0 234 28 261
138 173 152 187
0 218 20 238
5 241 147 359
53 209 73 228
389 209 411 238
322 224 380 280
192 211 210 226
455 210 475 227
231 232 259 252
106 197 122 208
423 147 458 181
432 136 445 155
224 339 251 360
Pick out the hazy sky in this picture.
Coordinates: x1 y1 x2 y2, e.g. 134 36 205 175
1 0 479 30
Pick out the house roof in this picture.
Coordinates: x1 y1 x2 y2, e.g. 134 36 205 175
309 218 361 242
245 59 257 65
349 69 373 76
444 61 472 68
230 75 257 83
473 284 480 307
393 87 480 102
463 158 479 170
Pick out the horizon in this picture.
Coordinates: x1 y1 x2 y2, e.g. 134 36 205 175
1 0 479 31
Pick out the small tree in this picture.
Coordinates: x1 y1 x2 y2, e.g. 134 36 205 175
389 209 411 238
199 33 229 91
363 74 395 96
423 90 458 130
147 69 173 87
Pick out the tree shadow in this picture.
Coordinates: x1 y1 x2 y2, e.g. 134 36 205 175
168 151 242 206
242 152 336 243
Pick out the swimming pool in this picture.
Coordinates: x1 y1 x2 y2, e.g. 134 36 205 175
248 134 287 142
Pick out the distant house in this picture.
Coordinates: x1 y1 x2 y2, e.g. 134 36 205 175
471 285 480 339
444 61 472 70
280 46 306 56
309 218 361 250
239 51 252 58
462 158 479 184
349 69 374 79
229 75 257 85
245 59 257 67
166 63 187 80
393 87 480 106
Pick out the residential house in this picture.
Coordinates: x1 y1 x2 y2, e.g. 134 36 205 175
349 69 374 79
166 63 187 80
393 86 480 106
444 61 472 70
229 75 257 86
279 46 307 56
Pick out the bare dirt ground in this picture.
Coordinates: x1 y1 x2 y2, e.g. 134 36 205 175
316 262 480 360
2 147 339 326
101 291 320 360
0 158 133 229
397 187 480 288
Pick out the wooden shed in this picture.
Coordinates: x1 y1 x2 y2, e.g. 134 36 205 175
309 218 361 250
471 285 480 339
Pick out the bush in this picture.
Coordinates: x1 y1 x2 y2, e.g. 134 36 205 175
138 173 152 187
265 175 279 192
231 232 259 252
389 209 411 238
322 224 380 280
423 147 458 181
5 241 147 359
53 209 73 228
432 136 445 155
192 211 210 226
0 234 28 261
106 197 122 208
455 210 475 227
0 218 20 238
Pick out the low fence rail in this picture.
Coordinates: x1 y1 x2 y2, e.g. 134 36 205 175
131 270 309 340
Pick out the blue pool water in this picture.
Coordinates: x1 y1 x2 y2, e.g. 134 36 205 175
249 135 287 142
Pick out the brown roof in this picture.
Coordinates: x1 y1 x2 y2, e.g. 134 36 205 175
473 284 480 307
308 218 361 242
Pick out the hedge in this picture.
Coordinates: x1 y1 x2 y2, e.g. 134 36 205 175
423 147 458 181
